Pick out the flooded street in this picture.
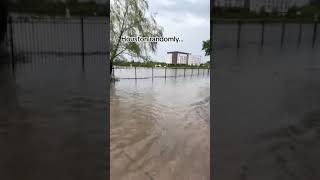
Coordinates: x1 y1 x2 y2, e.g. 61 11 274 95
0 55 107 180
110 74 210 180
213 22 320 180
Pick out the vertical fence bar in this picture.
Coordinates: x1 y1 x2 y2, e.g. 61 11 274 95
207 68 210 76
191 68 193 77
152 67 153 79
135 66 137 79
9 16 15 72
81 17 85 70
20 18 25 59
261 21 265 48
60 21 68 60
184 68 186 77
198 67 200 76
237 20 242 49
164 67 167 79
281 21 285 48
297 23 302 48
44 20 50 64
53 18 57 55
35 19 40 57
31 19 37 56
312 21 318 48
24 19 29 57
203 68 205 76
175 68 177 78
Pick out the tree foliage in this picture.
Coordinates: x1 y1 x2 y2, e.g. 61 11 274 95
202 40 211 56
301 4 320 16
110 0 163 63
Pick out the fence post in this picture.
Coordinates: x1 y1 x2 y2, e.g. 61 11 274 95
297 23 302 48
164 67 166 79
175 68 177 78
261 21 265 48
191 68 193 77
198 67 200 76
9 16 15 72
184 68 186 77
312 21 318 48
81 17 85 70
281 21 285 48
152 67 153 79
135 66 137 79
207 68 210 76
203 68 205 76
237 20 242 49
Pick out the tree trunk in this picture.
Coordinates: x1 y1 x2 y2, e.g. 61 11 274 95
110 61 113 76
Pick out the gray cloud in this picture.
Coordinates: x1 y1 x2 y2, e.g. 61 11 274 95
150 0 210 20
148 0 210 62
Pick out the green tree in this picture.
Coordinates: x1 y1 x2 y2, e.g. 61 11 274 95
16 0 48 10
301 4 320 16
66 0 79 7
271 8 278 16
287 6 298 17
110 0 163 64
259 6 267 17
202 40 211 56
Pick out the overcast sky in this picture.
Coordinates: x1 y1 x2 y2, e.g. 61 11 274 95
148 0 210 63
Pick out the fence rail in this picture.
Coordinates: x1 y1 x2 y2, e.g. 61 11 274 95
2 16 108 72
113 67 210 80
213 20 320 50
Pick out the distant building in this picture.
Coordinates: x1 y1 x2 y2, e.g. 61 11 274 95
188 55 202 66
214 0 309 14
244 0 251 9
214 0 247 8
167 51 189 65
167 51 202 65
250 0 309 14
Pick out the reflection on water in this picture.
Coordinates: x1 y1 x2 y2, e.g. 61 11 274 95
213 22 320 180
110 76 210 180
0 56 107 180
244 109 320 180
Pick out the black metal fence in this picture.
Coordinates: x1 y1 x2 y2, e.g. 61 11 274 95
113 67 210 80
213 20 320 50
2 16 108 72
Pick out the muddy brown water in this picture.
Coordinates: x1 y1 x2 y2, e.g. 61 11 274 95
110 75 210 180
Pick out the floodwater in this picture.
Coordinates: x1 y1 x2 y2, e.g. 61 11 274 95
110 73 210 180
0 17 109 180
213 23 320 180
0 55 107 180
